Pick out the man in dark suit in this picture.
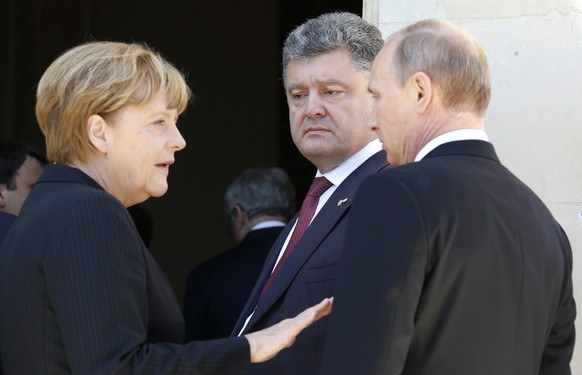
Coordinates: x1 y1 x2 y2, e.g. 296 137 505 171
184 167 296 341
0 139 47 243
0 141 45 374
0 212 14 246
320 19 576 375
231 12 389 375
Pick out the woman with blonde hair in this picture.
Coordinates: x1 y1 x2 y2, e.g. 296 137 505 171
0 41 331 375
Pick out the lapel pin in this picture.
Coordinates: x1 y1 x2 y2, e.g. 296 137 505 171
337 198 348 206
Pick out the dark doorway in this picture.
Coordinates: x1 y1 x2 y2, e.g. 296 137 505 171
0 0 363 304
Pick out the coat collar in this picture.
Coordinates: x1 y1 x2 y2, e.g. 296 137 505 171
246 150 389 326
39 164 104 191
423 140 500 163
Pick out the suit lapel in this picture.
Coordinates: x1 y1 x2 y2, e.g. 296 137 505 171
246 150 388 327
231 219 298 335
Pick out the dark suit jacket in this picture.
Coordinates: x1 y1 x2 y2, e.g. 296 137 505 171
231 150 389 375
183 226 285 341
0 212 13 375
0 164 249 375
0 211 15 245
321 140 576 375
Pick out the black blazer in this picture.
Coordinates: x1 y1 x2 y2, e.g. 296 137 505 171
0 211 12 375
321 140 576 375
231 150 389 375
183 226 285 341
0 164 249 375
0 211 15 246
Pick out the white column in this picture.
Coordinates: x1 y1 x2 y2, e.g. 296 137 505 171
364 0 582 371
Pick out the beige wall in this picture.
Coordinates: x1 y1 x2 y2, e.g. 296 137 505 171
364 0 582 370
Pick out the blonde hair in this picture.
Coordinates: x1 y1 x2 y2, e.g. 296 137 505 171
388 19 491 117
35 41 192 163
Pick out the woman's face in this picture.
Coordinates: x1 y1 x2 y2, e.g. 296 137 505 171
101 91 186 206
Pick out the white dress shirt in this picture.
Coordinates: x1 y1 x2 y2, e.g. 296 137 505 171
237 139 383 335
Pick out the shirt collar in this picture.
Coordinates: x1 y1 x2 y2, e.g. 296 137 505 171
414 129 489 162
251 220 287 231
316 139 383 186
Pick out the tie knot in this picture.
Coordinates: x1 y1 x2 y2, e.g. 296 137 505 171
306 177 333 198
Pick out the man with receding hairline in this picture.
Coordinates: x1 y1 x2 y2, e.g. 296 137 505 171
321 19 575 375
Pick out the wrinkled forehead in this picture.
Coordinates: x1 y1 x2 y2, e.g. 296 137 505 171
284 49 356 87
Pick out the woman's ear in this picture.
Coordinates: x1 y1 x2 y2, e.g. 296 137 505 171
412 71 433 114
87 114 109 154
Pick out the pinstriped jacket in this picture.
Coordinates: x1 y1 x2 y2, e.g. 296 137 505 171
0 164 249 375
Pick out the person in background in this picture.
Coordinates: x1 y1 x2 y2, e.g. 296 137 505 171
183 166 296 341
231 12 388 375
0 139 47 243
0 40 331 375
0 139 46 375
320 18 575 375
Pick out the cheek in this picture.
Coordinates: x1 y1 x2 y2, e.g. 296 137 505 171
288 109 302 128
288 112 304 141
375 103 393 131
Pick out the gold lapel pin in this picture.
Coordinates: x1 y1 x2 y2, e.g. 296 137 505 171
337 198 348 206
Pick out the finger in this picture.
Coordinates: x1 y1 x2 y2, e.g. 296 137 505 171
295 297 333 327
311 297 333 320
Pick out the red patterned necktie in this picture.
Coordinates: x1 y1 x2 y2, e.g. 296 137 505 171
258 176 333 302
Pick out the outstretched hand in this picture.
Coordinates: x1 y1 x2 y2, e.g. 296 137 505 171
245 297 333 363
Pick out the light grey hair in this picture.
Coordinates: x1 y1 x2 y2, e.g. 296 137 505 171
388 19 491 116
282 12 385 85
224 167 296 222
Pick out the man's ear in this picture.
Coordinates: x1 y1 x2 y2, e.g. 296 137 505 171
412 72 433 114
87 114 109 154
232 204 247 232
230 204 250 244
0 184 7 210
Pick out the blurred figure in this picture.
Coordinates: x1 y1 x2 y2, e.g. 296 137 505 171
183 167 296 341
320 19 575 375
232 12 388 375
0 41 331 375
0 139 47 242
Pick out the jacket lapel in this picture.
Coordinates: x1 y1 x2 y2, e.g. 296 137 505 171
247 150 388 327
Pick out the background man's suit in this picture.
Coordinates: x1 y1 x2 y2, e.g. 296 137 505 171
183 226 285 341
232 150 388 375
321 140 576 375
0 211 15 245
0 211 12 375
0 165 249 375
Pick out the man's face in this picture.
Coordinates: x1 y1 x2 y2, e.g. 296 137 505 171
285 50 377 173
0 156 44 215
368 42 419 166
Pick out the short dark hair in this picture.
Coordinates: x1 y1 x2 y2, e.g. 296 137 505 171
0 139 48 190
282 12 384 85
225 167 296 222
